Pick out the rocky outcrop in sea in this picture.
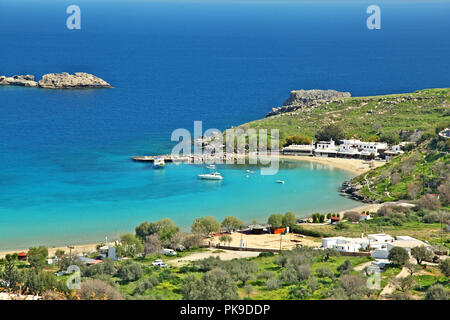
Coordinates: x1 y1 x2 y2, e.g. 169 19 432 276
38 72 111 89
0 75 38 87
266 89 351 117
0 72 111 89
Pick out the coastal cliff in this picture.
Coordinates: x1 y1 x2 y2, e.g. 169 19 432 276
0 72 111 89
266 89 351 117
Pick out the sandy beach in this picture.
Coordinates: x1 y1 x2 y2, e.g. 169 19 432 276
0 243 100 260
280 155 386 175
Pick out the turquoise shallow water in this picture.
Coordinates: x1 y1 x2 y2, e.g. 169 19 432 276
0 0 449 250
0 156 358 250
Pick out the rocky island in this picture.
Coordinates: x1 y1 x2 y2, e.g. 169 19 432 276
0 72 111 89
266 89 351 117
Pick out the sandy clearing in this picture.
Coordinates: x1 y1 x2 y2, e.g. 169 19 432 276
169 248 261 267
208 232 321 251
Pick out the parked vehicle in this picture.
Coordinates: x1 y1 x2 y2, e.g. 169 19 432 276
152 259 169 267
163 248 177 256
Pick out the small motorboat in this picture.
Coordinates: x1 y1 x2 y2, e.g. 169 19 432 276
198 172 223 180
153 156 165 169
276 180 285 184
246 170 254 173
206 164 216 170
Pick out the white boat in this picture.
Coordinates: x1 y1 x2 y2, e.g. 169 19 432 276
246 170 254 173
206 164 216 170
276 180 285 184
198 172 223 180
153 156 165 169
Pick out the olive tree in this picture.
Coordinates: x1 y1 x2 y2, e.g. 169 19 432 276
388 247 409 266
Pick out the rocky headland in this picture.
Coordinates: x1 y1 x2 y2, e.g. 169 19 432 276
266 89 351 117
0 72 111 89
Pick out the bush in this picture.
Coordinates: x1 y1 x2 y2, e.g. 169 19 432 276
417 194 441 211
291 225 328 238
296 265 311 281
133 276 159 295
79 279 123 300
339 275 366 297
258 252 275 258
425 284 449 300
181 269 239 300
316 267 334 279
290 286 310 299
343 211 360 223
337 259 353 275
258 271 276 280
117 262 143 282
439 259 450 277
266 278 280 290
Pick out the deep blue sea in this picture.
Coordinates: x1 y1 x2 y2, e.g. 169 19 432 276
0 0 449 250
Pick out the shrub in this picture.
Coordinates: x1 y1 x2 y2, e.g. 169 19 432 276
337 259 353 275
290 286 310 299
265 278 280 290
316 267 334 279
181 269 239 300
439 259 450 277
425 284 449 300
339 275 366 297
79 279 123 300
417 194 442 211
296 265 311 281
117 262 143 282
258 252 275 258
343 211 360 223
133 276 159 295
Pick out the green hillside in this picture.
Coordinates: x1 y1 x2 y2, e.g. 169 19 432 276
238 88 450 146
350 137 449 203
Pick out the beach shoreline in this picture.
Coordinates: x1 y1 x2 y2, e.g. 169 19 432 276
279 155 385 175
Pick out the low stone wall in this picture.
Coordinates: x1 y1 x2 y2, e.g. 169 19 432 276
212 244 284 253
339 251 371 257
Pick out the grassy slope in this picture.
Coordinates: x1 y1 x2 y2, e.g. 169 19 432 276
352 146 449 202
239 88 450 145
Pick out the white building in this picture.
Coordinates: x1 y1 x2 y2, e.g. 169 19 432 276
322 233 394 253
371 235 430 259
359 213 372 221
282 144 313 155
314 140 338 157
338 139 387 158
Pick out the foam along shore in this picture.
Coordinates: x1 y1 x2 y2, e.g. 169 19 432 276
0 72 111 89
279 155 385 175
